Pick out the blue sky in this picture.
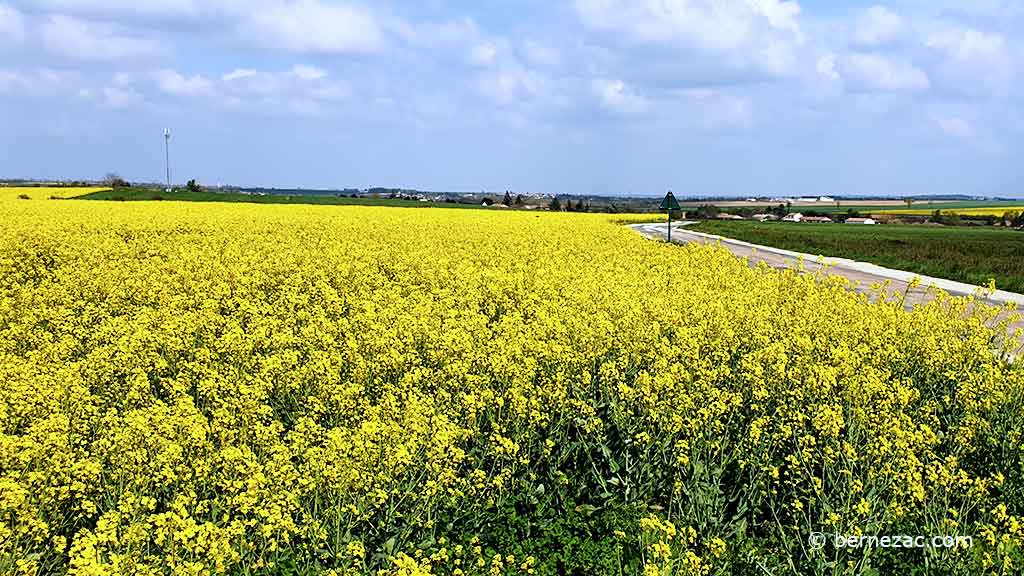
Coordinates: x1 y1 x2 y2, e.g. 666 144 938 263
1 0 1022 197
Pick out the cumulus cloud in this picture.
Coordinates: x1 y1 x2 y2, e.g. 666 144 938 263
519 40 560 68
935 115 972 139
469 43 498 66
12 0 218 21
13 0 385 56
677 88 754 131
476 68 548 106
219 70 282 97
838 53 930 93
0 67 72 96
292 64 328 81
816 54 840 81
222 69 258 82
241 0 382 55
154 69 213 96
0 3 27 46
82 85 145 109
41 14 159 62
144 65 352 114
2 0 1021 182
575 0 802 48
852 5 905 47
574 0 805 80
592 78 649 116
924 27 1012 96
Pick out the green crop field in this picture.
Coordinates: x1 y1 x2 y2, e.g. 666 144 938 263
679 200 1024 215
692 220 1024 293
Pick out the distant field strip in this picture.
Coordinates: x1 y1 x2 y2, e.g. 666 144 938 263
680 201 1024 215
0 187 111 199
878 205 1024 216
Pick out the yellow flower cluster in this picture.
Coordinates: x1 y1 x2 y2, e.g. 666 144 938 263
0 196 1022 575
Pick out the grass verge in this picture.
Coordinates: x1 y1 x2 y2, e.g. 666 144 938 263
691 220 1024 293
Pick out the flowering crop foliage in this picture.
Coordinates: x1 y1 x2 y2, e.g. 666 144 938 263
1 198 1022 576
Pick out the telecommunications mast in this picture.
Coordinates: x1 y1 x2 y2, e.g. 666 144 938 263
163 128 172 192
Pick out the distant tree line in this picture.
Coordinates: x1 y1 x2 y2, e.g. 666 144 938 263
927 210 1024 228
104 173 131 188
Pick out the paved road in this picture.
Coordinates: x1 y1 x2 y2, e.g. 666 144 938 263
632 222 1024 354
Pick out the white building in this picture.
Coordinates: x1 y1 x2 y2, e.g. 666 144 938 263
782 213 803 222
846 217 877 225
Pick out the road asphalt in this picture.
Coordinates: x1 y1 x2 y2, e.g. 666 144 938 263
631 222 1024 354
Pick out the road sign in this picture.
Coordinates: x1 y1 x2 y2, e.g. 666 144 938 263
660 191 681 242
660 191 681 212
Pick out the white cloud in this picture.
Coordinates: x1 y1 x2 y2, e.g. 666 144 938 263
520 40 560 68
924 27 1011 96
154 69 213 96
574 0 803 47
678 88 754 131
592 78 648 116
16 1 385 56
292 64 327 81
853 5 905 47
13 0 216 21
0 3 27 46
222 69 257 82
41 14 159 62
574 0 805 78
242 0 382 55
215 66 349 112
838 53 930 93
100 85 144 108
220 70 281 96
469 43 498 66
935 115 971 139
0 67 71 96
2 0 1018 150
816 54 840 81
926 27 1005 62
477 68 547 106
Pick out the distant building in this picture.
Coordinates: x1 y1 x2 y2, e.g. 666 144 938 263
782 213 804 222
818 196 835 203
803 216 833 223
751 213 777 222
716 213 744 220
846 217 877 225
798 197 818 203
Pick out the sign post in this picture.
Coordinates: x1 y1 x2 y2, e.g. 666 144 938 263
659 190 681 242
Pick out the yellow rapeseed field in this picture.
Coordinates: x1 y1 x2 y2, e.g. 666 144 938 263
0 187 111 200
1 196 1022 575
877 206 1024 217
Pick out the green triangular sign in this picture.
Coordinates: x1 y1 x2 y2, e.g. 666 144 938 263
659 191 681 212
